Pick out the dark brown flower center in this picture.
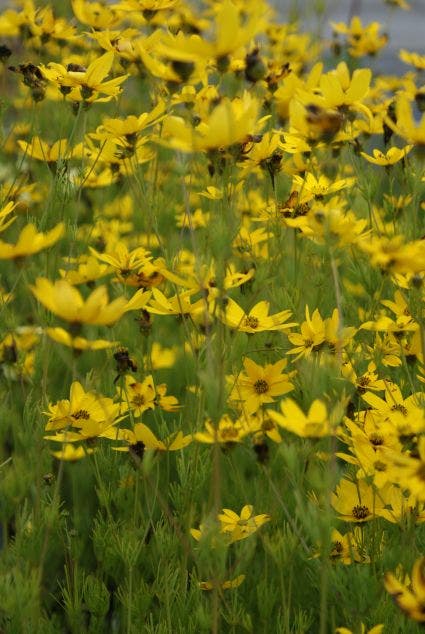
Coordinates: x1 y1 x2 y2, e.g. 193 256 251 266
352 504 370 519
254 379 269 394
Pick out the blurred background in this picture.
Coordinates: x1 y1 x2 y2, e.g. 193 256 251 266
274 0 424 73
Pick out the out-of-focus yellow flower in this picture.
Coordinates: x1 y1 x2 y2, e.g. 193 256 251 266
30 278 150 326
360 145 412 165
0 222 64 260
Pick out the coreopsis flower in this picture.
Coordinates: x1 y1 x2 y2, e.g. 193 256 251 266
17 137 73 163
194 414 249 445
341 361 386 393
292 172 355 203
51 444 93 461
361 382 425 435
217 505 270 542
162 92 268 153
399 49 425 71
336 625 383 634
199 575 245 591
59 256 110 285
315 527 369 564
331 478 387 522
117 374 180 416
386 97 425 146
0 222 64 260
219 299 296 333
386 438 425 502
331 17 388 58
0 201 16 234
228 358 295 414
268 398 332 437
360 145 413 166
29 278 151 326
72 0 123 28
41 51 128 103
318 62 372 110
287 306 326 359
145 288 205 318
45 328 117 351
385 557 425 623
114 423 192 453
44 381 123 432
89 242 163 287
358 234 425 274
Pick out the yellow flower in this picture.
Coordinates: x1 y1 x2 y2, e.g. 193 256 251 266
51 444 93 461
360 145 413 165
45 327 117 351
386 97 425 146
228 357 295 414
145 288 205 318
0 222 64 260
114 423 192 453
336 624 383 634
41 51 128 103
0 201 17 234
399 49 425 71
199 575 245 591
268 398 331 437
292 172 355 203
219 299 296 333
17 137 73 163
385 556 425 623
287 306 326 359
331 478 387 522
194 414 249 445
162 92 268 152
30 278 150 326
44 381 123 432
217 505 270 542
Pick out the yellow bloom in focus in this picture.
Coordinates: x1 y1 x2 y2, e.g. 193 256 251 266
360 145 412 165
385 556 425 623
331 478 387 522
292 172 355 203
268 398 331 437
217 505 270 543
30 278 150 326
287 306 326 359
41 51 128 103
220 299 296 333
0 222 64 260
44 381 122 432
228 357 295 415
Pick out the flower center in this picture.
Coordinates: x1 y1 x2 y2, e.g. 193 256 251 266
72 409 90 420
391 403 408 416
133 395 145 407
254 379 269 394
352 504 370 519
244 316 259 329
